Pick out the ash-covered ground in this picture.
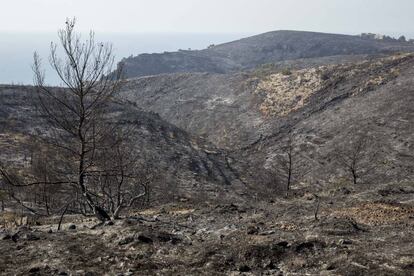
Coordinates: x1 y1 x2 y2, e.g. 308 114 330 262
1 181 413 276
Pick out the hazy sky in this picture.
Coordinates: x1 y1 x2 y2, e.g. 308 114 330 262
1 0 414 35
2 0 414 85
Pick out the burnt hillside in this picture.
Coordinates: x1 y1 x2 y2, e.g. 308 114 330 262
119 30 414 78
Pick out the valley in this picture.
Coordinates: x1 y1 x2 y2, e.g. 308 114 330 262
0 29 413 275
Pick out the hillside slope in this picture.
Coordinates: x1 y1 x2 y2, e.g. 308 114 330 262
120 53 414 187
0 86 244 202
2 54 413 198
238 54 414 187
119 30 414 78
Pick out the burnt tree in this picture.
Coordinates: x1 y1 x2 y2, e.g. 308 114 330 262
31 18 124 221
335 133 377 185
270 134 310 197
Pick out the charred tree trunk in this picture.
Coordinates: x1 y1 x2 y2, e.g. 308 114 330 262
57 202 70 231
